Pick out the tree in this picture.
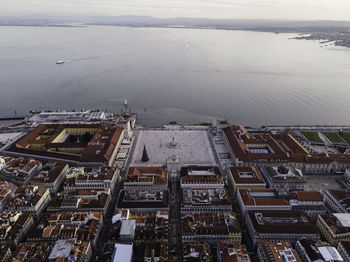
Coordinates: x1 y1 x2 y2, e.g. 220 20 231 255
142 145 149 162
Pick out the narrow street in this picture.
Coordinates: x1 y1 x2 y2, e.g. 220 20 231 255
94 175 123 260
168 169 183 262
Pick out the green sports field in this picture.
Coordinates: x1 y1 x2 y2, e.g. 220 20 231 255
322 132 346 143
301 131 322 143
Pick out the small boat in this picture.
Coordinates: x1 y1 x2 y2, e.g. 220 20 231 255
56 60 64 64
29 110 41 114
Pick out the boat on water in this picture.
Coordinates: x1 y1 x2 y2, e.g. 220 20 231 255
29 110 41 114
56 60 64 64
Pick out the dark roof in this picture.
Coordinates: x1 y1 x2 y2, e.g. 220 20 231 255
31 162 67 184
339 240 350 256
248 210 319 235
298 239 323 261
117 190 169 209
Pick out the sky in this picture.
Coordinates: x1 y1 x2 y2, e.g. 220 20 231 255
1 0 350 20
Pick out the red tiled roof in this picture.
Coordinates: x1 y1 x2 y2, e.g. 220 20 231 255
248 210 319 235
289 191 323 202
238 189 290 206
7 124 123 163
223 125 309 163
230 167 266 184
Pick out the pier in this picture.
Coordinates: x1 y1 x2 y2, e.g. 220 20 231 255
0 116 25 121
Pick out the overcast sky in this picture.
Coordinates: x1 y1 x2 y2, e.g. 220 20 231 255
1 0 350 20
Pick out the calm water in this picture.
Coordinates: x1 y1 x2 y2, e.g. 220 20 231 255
1 26 350 126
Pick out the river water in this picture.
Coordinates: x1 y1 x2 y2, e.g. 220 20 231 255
1 26 349 126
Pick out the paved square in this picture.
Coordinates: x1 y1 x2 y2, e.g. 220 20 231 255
130 130 216 166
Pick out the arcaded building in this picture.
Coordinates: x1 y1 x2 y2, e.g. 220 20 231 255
5 124 124 166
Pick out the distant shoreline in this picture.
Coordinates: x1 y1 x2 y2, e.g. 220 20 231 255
86 23 350 48
1 22 349 48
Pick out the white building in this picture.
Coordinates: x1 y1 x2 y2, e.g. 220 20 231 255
296 239 344 262
112 243 133 262
119 220 136 243
0 157 6 171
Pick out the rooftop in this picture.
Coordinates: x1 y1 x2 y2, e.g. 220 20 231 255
127 213 169 241
318 246 344 262
248 210 319 235
319 213 350 235
326 189 350 212
64 166 117 186
46 211 102 224
31 162 68 184
289 191 323 202
0 180 16 192
125 166 167 185
334 213 350 227
182 212 241 236
117 190 169 209
223 125 309 163
112 244 133 262
0 157 41 182
217 240 251 262
120 219 136 236
141 241 168 262
230 167 266 185
259 241 301 262
6 124 123 164
48 239 73 260
260 166 305 184
29 212 101 241
12 241 53 262
297 239 331 261
183 242 213 262
238 188 290 207
59 188 110 198
181 167 223 186
0 211 32 241
48 189 109 210
181 188 231 207
339 240 350 257
224 125 350 165
48 239 90 261
8 185 48 209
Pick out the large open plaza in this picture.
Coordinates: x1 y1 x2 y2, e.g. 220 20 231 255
130 129 217 166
